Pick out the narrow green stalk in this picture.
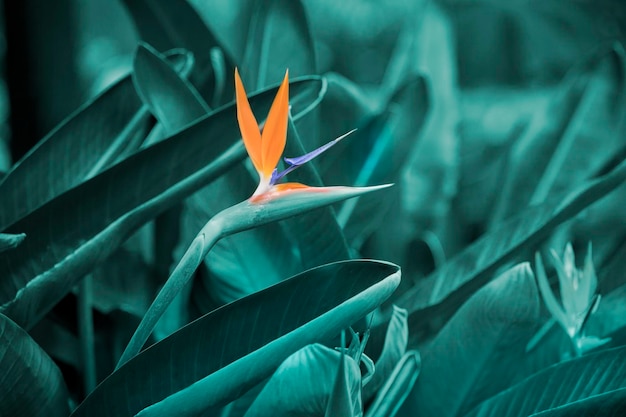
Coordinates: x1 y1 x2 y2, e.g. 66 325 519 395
116 218 223 370
78 274 96 394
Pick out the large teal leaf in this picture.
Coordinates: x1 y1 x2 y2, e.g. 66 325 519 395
491 44 626 225
402 263 539 417
0 313 69 417
530 388 626 416
240 0 316 90
339 75 429 246
70 260 400 417
0 73 146 231
465 346 626 417
0 78 324 330
388 155 626 344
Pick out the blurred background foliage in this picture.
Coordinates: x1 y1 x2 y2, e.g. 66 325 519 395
1 0 626 414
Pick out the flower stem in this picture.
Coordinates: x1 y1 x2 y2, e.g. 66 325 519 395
115 217 223 370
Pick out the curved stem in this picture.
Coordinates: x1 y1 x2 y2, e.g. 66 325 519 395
116 217 223 370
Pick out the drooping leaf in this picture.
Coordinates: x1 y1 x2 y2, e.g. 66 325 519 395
0 313 69 417
388 155 626 344
365 351 421 417
240 0 316 90
70 260 400 417
0 73 147 231
0 78 324 330
403 263 539 417
363 305 408 403
243 344 361 417
465 345 626 417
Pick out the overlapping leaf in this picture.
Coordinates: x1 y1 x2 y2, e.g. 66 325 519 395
466 345 626 417
0 78 324 330
389 155 626 344
403 263 539 417
70 260 400 417
0 313 69 417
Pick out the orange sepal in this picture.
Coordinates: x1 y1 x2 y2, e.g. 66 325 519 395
260 70 289 177
235 68 263 172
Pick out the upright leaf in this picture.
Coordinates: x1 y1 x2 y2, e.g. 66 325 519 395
132 43 210 135
240 0 316 90
491 44 626 225
70 260 400 417
0 313 69 417
363 305 408 403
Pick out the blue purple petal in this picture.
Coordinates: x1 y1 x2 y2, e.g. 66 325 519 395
270 129 356 185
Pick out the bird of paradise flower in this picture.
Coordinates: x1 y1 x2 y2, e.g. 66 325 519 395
235 68 355 202
117 68 391 369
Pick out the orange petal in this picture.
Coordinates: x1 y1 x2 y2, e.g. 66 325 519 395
260 70 289 177
235 68 262 172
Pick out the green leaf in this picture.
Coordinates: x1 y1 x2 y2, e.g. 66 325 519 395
363 305 408 403
465 346 626 417
491 44 626 225
0 313 69 417
0 78 324 330
0 73 147 231
365 351 421 417
0 232 25 253
243 344 361 417
404 263 539 417
389 155 626 343
529 388 626 416
240 0 316 90
70 260 400 417
339 75 429 246
133 43 210 136
121 0 235 104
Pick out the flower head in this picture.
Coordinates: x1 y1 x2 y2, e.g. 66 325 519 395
534 242 609 354
235 68 353 202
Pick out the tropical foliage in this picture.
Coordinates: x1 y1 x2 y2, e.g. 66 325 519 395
1 1 626 416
